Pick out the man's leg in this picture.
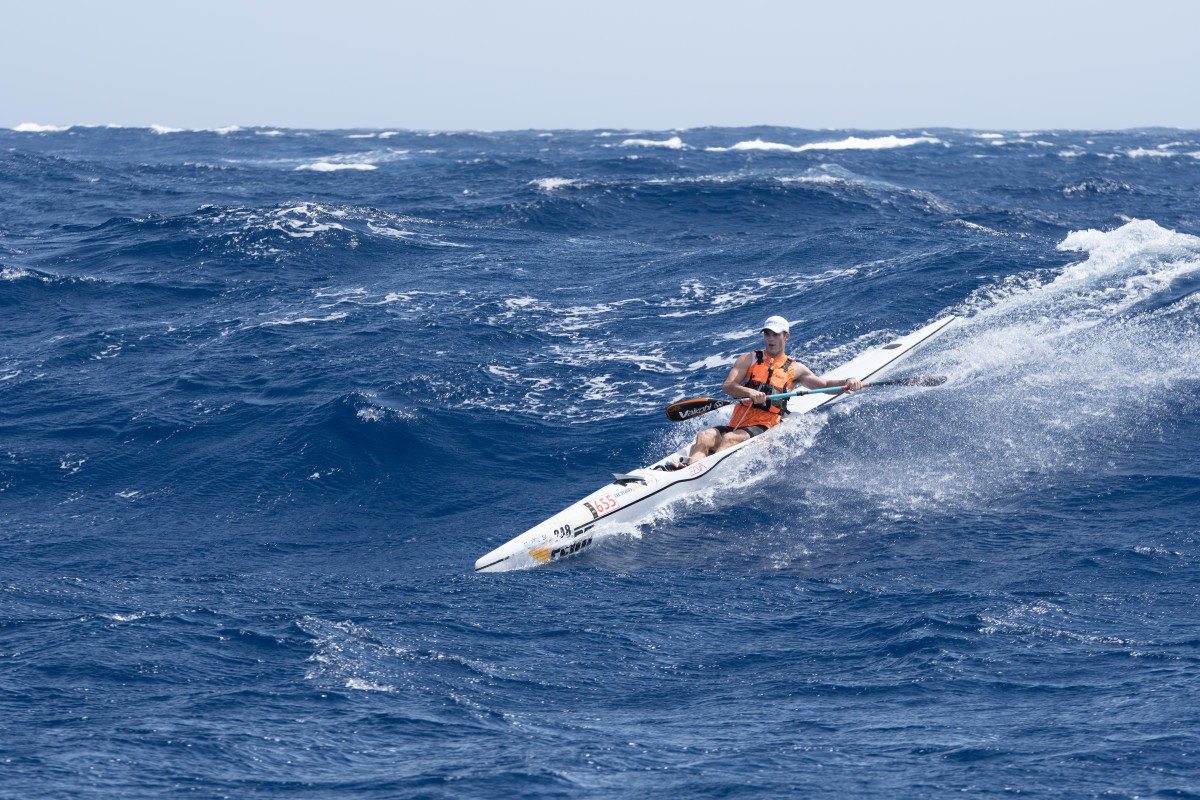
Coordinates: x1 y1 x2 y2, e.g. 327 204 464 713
687 426 754 464
710 428 752 454
687 427 722 464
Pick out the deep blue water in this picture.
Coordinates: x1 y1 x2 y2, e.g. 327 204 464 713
2 125 1199 798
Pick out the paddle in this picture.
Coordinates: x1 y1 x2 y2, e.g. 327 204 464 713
664 376 947 421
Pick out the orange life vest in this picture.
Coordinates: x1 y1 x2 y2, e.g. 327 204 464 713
729 350 795 430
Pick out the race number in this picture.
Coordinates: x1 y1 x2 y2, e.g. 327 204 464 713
591 494 618 515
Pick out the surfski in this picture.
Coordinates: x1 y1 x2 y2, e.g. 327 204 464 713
474 316 957 572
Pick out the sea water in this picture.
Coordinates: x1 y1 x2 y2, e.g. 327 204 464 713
2 125 1198 798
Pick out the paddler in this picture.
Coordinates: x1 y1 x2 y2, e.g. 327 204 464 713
661 315 862 470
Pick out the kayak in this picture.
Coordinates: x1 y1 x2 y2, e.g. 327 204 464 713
474 316 957 572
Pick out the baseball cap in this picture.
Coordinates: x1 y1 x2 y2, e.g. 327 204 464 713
762 315 790 334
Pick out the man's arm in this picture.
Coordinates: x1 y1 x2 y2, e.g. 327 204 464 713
794 364 862 392
721 353 767 405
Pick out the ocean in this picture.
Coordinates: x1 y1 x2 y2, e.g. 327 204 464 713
2 124 1198 798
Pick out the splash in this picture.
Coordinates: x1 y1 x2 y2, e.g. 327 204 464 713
588 217 1199 572
776 219 1200 524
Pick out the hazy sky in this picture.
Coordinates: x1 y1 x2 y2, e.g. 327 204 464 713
6 0 1199 131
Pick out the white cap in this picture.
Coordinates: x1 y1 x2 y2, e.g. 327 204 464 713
762 315 790 334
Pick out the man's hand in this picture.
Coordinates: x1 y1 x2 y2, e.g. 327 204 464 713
747 388 769 407
841 377 863 392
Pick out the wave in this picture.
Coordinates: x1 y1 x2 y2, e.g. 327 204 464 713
10 123 253 135
1 265 37 281
619 136 686 149
1052 219 1200 311
527 165 894 191
515 165 944 216
294 162 378 172
151 125 240 135
945 219 1200 358
12 122 71 132
502 169 951 233
707 135 942 153
2 202 467 289
1125 147 1190 158
527 177 587 191
150 124 241 135
258 312 349 327
0 264 105 287
192 202 462 249
254 147 409 172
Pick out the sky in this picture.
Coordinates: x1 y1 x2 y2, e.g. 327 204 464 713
5 0 1199 131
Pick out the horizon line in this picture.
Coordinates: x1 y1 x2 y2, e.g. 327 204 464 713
7 122 1197 135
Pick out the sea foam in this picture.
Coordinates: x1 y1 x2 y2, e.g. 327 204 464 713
528 177 585 191
295 162 378 172
620 136 686 149
1055 219 1200 296
1 266 35 280
13 122 70 132
260 312 350 326
707 135 941 153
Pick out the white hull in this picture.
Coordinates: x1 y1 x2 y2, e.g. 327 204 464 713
474 316 957 572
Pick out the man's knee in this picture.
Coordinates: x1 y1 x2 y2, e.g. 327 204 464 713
696 428 721 449
714 428 750 452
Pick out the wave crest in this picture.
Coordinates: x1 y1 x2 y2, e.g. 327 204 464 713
707 135 941 153
620 136 686 149
13 122 70 132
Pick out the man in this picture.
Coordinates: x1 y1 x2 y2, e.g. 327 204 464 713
664 315 862 469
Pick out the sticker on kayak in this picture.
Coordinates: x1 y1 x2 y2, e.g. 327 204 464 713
530 520 573 548
584 493 619 518
530 537 592 564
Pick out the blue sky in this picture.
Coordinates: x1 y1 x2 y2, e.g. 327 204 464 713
6 0 1198 131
